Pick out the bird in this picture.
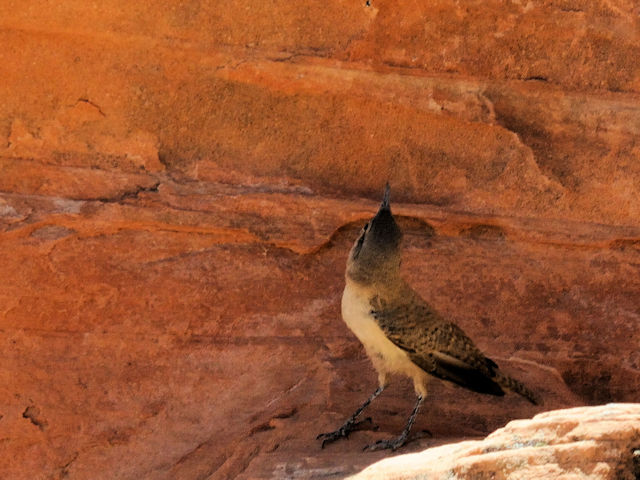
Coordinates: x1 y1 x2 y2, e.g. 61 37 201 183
317 184 540 451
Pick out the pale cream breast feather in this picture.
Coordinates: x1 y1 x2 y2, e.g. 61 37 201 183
341 280 429 395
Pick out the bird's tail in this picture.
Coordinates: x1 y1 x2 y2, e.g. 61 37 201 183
493 371 541 405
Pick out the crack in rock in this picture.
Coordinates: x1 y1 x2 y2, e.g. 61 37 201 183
59 452 79 478
92 181 161 203
22 405 48 431
76 98 106 117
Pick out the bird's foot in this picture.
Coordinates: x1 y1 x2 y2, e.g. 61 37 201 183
316 417 373 448
363 434 408 452
363 428 430 452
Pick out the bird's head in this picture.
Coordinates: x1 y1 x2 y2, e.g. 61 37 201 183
346 183 403 285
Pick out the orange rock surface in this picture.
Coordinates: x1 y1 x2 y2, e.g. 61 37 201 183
1 1 639 478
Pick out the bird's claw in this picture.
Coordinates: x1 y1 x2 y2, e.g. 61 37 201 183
363 436 407 452
317 418 374 448
316 426 350 448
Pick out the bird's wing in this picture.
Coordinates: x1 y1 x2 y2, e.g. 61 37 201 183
371 298 505 396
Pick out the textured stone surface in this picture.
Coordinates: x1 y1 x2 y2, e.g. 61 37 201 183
351 404 640 480
1 1 639 479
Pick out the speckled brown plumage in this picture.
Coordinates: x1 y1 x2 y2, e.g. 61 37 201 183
369 287 538 402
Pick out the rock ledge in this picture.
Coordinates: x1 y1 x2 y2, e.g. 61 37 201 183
350 403 640 480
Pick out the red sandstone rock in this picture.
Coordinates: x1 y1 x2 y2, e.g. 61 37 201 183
0 1 639 479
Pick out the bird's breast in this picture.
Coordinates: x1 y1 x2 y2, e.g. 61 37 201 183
341 281 413 373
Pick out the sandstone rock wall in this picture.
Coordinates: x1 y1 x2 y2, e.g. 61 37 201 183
1 1 639 478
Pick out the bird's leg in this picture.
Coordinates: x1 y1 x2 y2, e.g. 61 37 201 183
364 394 424 452
317 385 384 448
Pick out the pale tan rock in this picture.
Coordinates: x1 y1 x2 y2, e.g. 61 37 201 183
350 404 640 480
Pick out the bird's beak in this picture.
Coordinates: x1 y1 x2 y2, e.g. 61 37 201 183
380 183 391 211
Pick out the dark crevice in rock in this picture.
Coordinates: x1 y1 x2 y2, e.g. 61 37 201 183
609 238 640 253
524 76 549 82
249 422 276 436
249 407 299 436
22 405 48 431
92 181 161 203
76 98 106 117
274 407 298 419
58 452 79 478
459 224 507 241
